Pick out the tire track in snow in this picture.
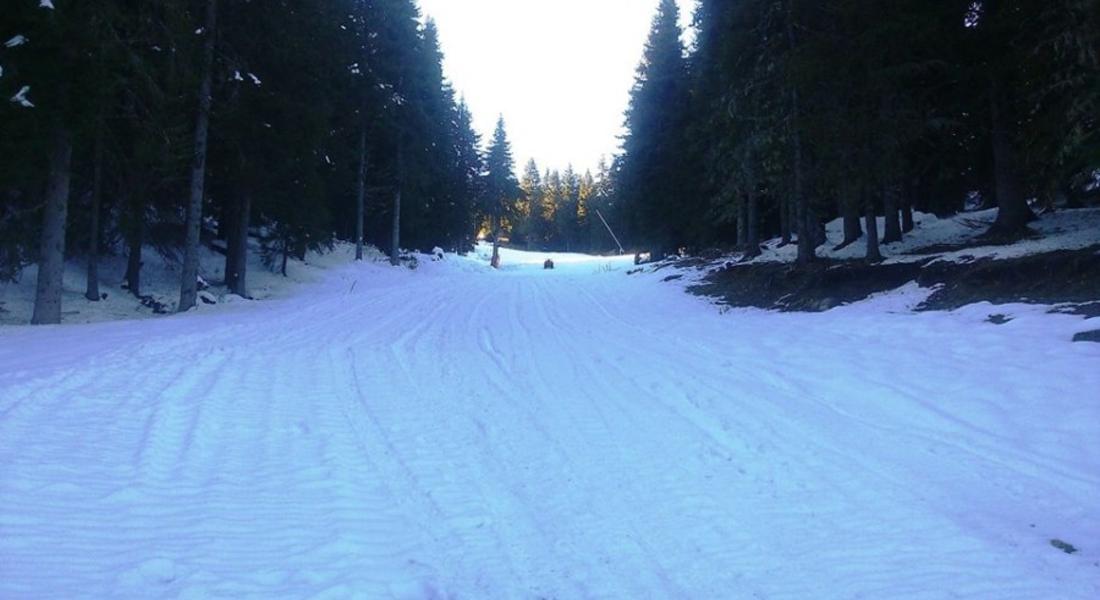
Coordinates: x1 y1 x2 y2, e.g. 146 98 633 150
456 278 695 597
522 274 1089 598
2 256 1097 598
517 277 748 595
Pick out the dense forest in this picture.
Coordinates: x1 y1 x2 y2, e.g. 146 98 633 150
1 0 495 324
614 0 1098 261
2 0 1098 324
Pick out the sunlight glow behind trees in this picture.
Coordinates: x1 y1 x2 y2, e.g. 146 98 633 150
417 0 694 174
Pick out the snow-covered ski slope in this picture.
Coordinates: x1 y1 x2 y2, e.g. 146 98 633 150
2 246 1098 599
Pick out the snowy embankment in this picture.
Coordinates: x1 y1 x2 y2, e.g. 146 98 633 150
671 207 1100 313
0 238 366 326
751 207 1100 265
1 244 1098 598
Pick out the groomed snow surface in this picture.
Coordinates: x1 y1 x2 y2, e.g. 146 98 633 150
2 244 1098 598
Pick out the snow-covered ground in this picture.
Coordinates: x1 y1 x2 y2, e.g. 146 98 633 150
1 244 1098 598
748 207 1100 265
0 239 364 326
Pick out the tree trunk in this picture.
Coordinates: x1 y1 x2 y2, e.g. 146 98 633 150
793 155 813 264
779 195 791 245
785 0 813 265
790 193 799 245
225 192 249 297
735 191 747 250
987 77 1033 237
355 125 367 261
901 181 915 233
233 192 250 296
490 215 502 268
179 0 218 313
389 188 402 266
863 187 882 262
745 168 760 259
902 202 915 233
837 189 863 250
32 123 73 325
811 207 826 248
843 210 863 245
882 182 902 244
224 189 240 286
85 123 104 302
390 143 403 266
281 238 289 277
125 202 143 297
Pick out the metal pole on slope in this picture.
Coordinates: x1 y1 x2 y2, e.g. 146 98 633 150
595 209 625 255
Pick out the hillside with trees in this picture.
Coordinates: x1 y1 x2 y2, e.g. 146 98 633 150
610 0 1098 262
1 0 488 323
1 0 1097 324
2 3 1098 597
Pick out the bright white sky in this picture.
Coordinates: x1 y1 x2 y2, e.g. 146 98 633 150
417 0 695 176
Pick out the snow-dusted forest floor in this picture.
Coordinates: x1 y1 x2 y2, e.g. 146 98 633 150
746 207 1100 265
2 245 1098 598
0 238 366 327
660 208 1100 313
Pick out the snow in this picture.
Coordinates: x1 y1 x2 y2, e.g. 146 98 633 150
1 245 1098 598
745 207 1100 266
5 35 28 48
10 85 34 108
478 241 632 275
0 238 358 326
39 0 55 9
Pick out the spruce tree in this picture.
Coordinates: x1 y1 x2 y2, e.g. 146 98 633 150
617 0 689 258
541 170 564 249
480 116 521 262
451 99 483 251
520 159 543 250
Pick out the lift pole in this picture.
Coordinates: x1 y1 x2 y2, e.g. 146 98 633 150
595 209 624 255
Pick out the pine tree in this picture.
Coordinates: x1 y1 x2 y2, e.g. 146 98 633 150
3 0 492 322
3 0 113 323
451 99 483 251
617 0 689 258
519 159 543 250
556 166 581 251
480 116 521 263
579 170 595 251
541 170 564 249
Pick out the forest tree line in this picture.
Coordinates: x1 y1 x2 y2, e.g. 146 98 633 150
1 0 515 324
499 157 617 254
611 0 1099 262
2 0 1098 324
